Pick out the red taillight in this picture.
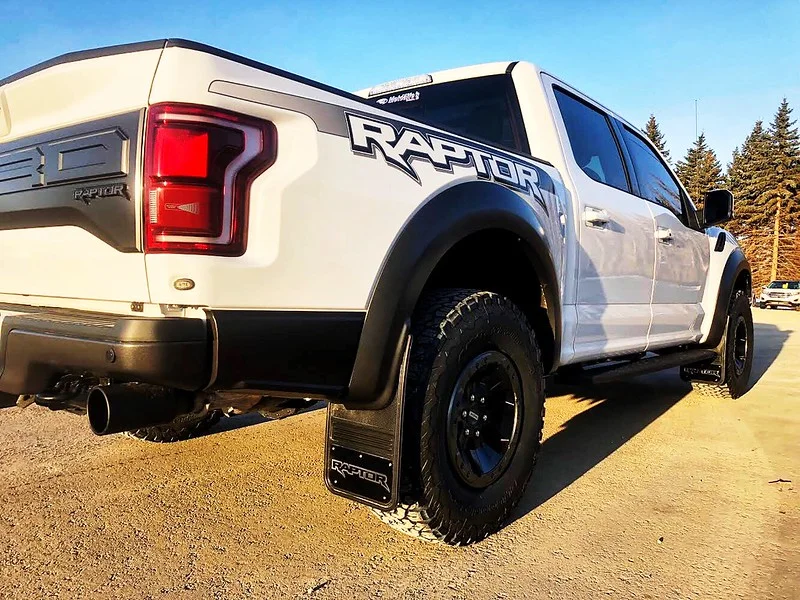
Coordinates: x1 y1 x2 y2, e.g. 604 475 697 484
144 103 276 255
153 127 210 179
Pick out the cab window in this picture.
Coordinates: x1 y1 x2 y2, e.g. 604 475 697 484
553 88 629 193
620 126 683 215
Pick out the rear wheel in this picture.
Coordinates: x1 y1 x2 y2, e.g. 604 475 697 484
373 289 545 545
124 410 221 443
693 290 753 400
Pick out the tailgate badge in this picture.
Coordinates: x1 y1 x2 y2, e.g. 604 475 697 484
74 183 128 204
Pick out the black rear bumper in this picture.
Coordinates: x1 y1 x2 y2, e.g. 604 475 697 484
0 305 364 398
0 306 209 394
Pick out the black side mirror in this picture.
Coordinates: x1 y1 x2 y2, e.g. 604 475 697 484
701 189 734 227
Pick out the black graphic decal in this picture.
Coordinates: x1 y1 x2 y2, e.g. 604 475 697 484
346 112 552 210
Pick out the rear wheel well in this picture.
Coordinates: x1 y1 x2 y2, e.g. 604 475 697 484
420 230 556 372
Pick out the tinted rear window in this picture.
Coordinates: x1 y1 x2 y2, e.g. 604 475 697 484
369 74 528 155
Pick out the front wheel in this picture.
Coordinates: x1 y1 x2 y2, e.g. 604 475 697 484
693 290 754 399
373 289 545 545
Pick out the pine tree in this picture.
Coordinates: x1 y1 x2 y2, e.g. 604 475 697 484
762 99 800 279
726 121 773 231
761 99 800 227
727 101 800 290
676 133 724 203
644 114 670 162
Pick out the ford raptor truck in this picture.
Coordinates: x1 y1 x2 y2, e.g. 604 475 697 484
0 40 752 545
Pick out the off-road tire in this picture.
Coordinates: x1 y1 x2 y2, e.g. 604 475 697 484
124 410 222 443
693 290 754 400
373 289 546 545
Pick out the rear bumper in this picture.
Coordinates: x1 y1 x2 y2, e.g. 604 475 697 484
759 298 800 307
0 306 208 394
0 305 365 398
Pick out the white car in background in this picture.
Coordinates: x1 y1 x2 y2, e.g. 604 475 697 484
757 281 800 310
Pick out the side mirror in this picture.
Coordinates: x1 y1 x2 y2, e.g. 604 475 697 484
701 189 734 227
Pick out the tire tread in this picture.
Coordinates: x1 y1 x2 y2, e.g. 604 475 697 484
374 289 545 545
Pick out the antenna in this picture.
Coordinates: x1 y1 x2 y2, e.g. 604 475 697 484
695 99 698 140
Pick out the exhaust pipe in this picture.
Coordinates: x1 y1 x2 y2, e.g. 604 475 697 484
87 384 194 436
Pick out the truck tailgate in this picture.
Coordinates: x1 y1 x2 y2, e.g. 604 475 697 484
0 43 164 304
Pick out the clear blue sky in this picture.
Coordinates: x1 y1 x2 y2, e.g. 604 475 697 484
1 0 798 165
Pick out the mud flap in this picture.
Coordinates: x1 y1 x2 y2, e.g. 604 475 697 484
324 337 409 510
681 326 727 384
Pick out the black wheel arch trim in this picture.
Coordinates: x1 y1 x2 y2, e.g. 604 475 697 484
345 180 561 409
701 247 751 349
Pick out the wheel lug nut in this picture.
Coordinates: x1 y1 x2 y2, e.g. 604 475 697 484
470 395 475 402
465 429 470 436
462 410 468 418
475 430 481 438
480 397 485 404
482 414 488 421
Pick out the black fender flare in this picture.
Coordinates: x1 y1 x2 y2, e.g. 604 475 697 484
701 246 751 349
344 180 561 409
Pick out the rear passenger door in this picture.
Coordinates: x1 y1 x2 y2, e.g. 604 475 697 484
551 87 656 360
616 125 709 348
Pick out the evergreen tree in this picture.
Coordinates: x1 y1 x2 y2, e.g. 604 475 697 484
644 114 671 162
726 121 773 231
727 146 742 190
676 133 725 203
761 99 800 227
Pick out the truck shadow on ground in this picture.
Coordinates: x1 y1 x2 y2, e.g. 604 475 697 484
513 376 691 520
750 317 795 385
201 323 790 516
512 321 790 523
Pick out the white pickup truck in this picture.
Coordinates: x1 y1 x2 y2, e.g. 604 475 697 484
0 40 753 545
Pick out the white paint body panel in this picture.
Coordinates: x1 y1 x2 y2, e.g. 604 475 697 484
648 204 709 348
537 73 657 361
698 227 740 343
146 48 564 311
0 43 734 369
0 50 162 304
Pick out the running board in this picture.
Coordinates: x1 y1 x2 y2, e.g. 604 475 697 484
571 349 717 385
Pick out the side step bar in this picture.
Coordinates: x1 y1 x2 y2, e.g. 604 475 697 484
568 349 718 385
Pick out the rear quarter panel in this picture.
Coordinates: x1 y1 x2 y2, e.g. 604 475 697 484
146 48 566 312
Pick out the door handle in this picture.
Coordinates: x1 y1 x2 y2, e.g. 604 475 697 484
656 227 674 244
584 206 610 228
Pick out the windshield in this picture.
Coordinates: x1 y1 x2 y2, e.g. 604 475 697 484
368 74 528 155
767 281 800 289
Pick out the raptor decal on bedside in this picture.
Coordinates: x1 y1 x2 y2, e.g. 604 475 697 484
345 112 551 209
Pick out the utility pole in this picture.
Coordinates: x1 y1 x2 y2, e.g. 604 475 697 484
695 99 698 139
771 196 781 281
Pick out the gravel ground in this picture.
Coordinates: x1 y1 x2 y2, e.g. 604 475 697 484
0 309 797 599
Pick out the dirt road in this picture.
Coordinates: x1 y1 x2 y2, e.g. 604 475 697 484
0 310 797 599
